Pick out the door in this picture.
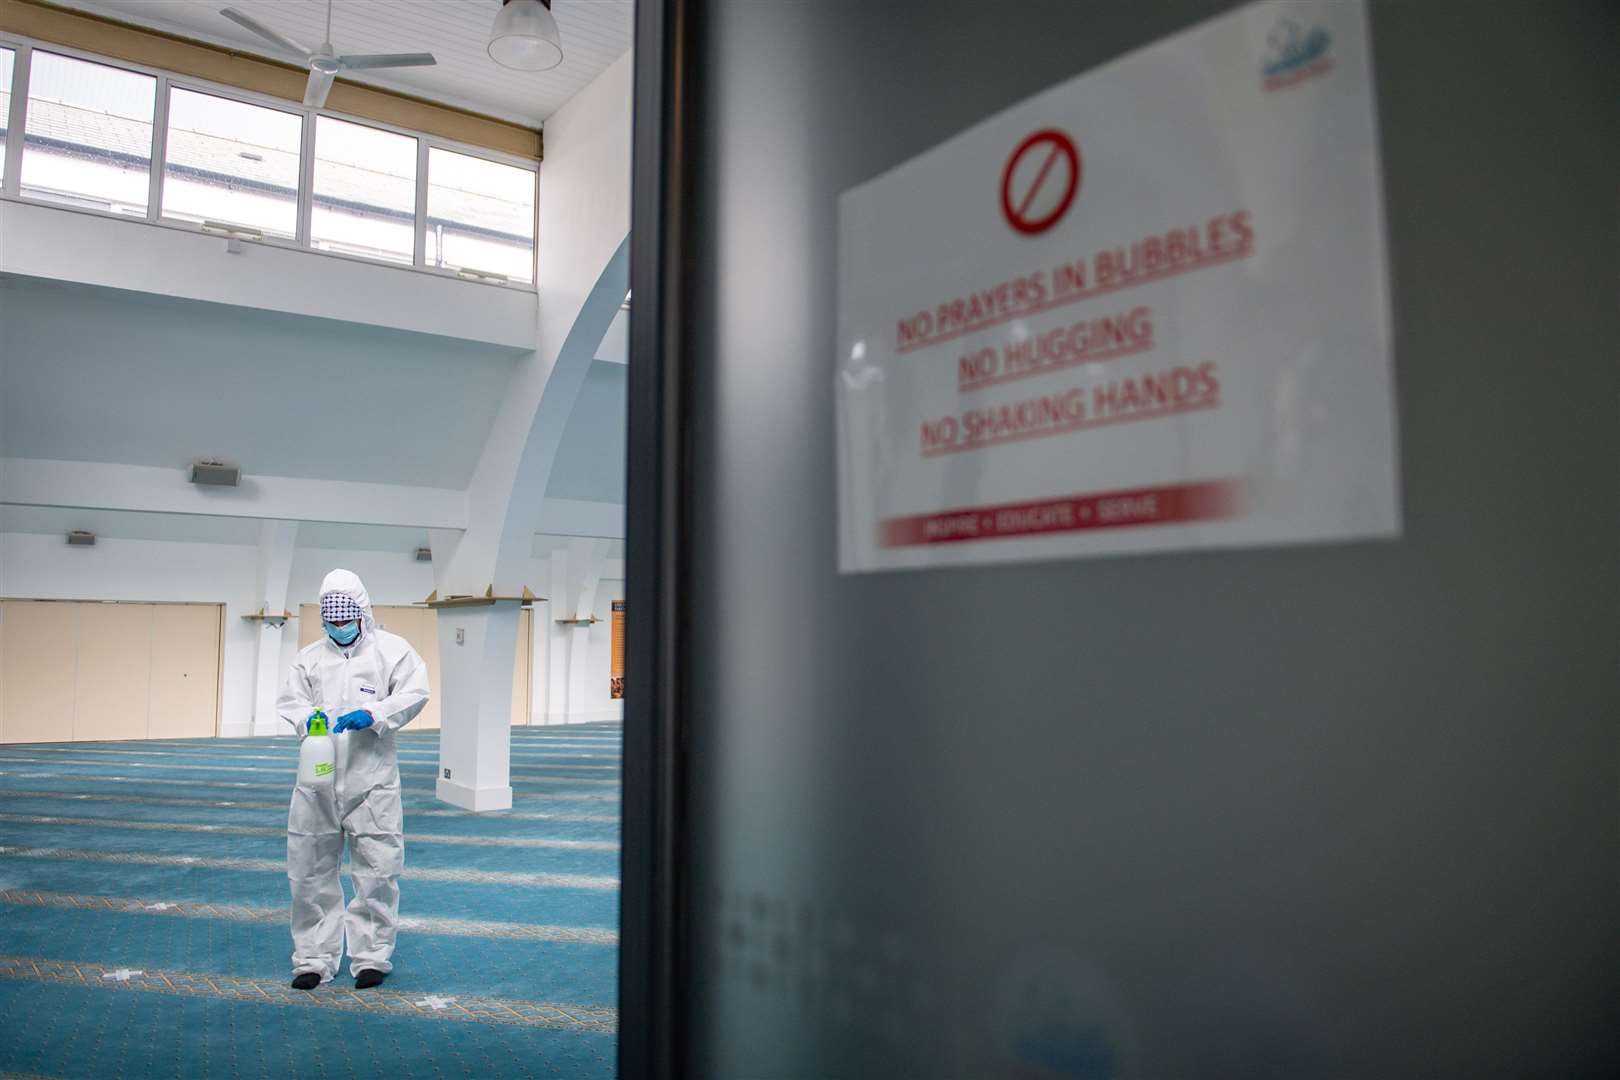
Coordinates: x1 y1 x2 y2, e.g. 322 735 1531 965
147 604 221 738
624 1 1620 1076
73 602 152 742
0 600 78 744
371 605 443 731
511 606 533 726
0 601 221 744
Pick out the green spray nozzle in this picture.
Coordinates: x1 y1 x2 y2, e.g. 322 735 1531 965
308 710 330 737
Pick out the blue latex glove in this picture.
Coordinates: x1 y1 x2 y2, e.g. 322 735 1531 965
333 709 374 733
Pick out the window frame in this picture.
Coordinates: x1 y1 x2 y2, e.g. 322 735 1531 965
158 82 307 245
0 31 540 292
308 111 423 270
0 44 19 191
423 142 542 287
11 44 160 219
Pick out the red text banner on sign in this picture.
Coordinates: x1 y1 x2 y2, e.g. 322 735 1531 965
879 480 1243 548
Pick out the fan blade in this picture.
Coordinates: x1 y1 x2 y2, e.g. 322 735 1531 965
220 8 311 59
304 69 336 108
338 52 437 71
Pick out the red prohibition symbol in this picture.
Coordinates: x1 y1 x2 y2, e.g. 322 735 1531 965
1000 128 1081 236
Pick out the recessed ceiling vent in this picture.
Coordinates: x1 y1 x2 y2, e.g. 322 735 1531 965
415 547 434 562
67 530 96 546
190 459 240 486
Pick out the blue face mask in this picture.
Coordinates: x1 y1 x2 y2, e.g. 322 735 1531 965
324 620 360 646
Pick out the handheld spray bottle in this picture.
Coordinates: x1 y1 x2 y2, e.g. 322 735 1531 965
297 710 336 788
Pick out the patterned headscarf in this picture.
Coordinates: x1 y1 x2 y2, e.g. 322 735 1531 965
319 592 364 623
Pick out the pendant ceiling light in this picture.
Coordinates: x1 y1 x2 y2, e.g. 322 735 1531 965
488 0 564 72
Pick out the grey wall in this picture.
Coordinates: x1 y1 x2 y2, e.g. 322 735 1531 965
673 2 1617 1076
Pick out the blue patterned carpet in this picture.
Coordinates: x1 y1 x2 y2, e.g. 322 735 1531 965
0 724 621 1080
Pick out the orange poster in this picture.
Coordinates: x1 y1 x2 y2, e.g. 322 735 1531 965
611 600 625 699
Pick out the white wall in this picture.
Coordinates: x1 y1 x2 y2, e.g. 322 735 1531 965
0 533 620 740
282 549 623 728
0 199 537 350
445 48 632 591
528 567 625 725
0 55 630 742
4 459 468 531
277 548 439 679
286 548 438 611
0 531 260 735
536 49 632 315
0 527 622 741
528 561 622 725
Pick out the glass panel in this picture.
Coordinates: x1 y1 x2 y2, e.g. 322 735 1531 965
0 48 14 175
311 115 416 265
425 147 536 284
20 51 155 216
161 87 301 238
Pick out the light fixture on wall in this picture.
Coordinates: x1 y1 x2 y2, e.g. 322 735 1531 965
488 0 563 72
190 458 241 487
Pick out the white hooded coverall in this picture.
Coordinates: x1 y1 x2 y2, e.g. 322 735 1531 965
278 569 430 981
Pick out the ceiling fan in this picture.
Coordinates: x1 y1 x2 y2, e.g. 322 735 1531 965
220 0 436 109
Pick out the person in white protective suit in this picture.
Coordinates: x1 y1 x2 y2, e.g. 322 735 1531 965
278 568 429 990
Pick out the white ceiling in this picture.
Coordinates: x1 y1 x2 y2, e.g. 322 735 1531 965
50 0 634 127
0 275 522 489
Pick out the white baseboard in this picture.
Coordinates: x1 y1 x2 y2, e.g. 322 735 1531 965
435 777 513 813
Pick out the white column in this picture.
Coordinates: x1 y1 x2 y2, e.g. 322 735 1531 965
250 520 299 737
529 590 550 726
566 543 606 722
544 538 605 725
430 528 519 811
433 602 521 811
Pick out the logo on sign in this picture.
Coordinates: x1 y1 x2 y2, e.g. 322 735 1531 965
1262 17 1333 91
1000 128 1081 236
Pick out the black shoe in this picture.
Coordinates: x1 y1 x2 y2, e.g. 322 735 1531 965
354 969 386 990
291 972 321 991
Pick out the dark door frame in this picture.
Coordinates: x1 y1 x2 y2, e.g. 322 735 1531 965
619 1 692 1077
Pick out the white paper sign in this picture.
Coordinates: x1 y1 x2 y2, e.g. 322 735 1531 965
836 0 1397 573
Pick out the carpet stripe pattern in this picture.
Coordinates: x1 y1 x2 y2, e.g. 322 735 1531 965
0 956 618 1033
0 770 619 799
0 723 621 1078
0 788 618 823
0 845 621 889
0 813 620 851
0 755 622 782
0 890 619 944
